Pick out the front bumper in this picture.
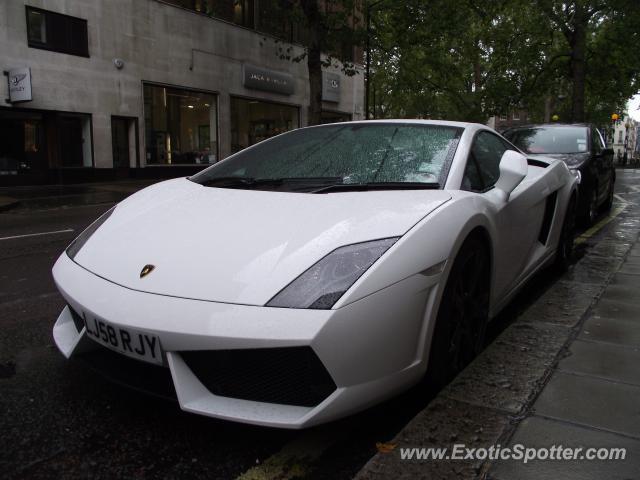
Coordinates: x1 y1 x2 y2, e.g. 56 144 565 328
52 253 440 428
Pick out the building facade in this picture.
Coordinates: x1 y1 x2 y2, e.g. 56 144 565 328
0 0 365 185
610 114 638 164
486 109 530 132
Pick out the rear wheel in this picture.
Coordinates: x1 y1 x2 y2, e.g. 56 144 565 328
583 188 598 226
425 235 490 389
603 178 614 212
554 197 576 272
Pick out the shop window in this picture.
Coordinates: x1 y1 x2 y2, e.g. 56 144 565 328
144 84 218 165
321 111 352 124
26 6 89 57
162 0 254 28
230 97 299 153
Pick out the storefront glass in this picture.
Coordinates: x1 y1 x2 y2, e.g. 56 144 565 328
144 84 218 165
230 97 299 153
0 109 92 178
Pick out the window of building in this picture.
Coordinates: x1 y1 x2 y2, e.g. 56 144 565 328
143 84 218 165
320 111 352 124
230 97 299 153
26 6 89 57
512 111 520 121
499 114 507 121
618 130 624 143
162 0 255 28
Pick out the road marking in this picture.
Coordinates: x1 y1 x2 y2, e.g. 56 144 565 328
0 229 74 241
575 206 626 245
235 429 338 480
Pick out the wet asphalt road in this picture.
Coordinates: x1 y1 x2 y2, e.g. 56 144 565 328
0 174 633 479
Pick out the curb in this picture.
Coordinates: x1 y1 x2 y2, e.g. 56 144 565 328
354 210 636 480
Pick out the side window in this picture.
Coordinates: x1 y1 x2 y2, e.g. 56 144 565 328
462 131 506 191
590 128 602 154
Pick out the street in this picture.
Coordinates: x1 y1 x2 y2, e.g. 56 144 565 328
1 171 638 480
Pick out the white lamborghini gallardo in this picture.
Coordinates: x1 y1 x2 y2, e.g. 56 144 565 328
52 120 578 428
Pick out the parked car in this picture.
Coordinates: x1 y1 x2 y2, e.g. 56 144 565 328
502 123 615 225
52 121 578 428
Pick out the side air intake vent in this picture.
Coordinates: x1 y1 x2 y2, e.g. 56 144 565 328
538 191 558 245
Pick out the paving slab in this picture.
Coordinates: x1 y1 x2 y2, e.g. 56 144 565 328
580 315 640 347
534 372 640 438
354 397 509 480
618 263 640 275
599 284 640 306
489 416 640 480
591 298 640 322
558 339 640 386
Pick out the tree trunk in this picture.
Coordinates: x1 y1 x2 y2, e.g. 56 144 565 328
301 0 324 126
569 7 587 123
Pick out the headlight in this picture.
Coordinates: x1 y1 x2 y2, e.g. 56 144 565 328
267 237 399 309
569 168 581 184
66 206 116 260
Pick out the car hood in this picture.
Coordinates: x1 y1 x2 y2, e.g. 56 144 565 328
529 152 590 168
73 178 451 305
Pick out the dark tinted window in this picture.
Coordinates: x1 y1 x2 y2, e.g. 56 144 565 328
503 126 589 154
26 6 89 57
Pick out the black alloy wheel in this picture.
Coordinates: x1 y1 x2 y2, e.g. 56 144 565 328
425 235 490 389
554 197 576 272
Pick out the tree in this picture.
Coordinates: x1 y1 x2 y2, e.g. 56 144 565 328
369 0 640 125
537 0 640 123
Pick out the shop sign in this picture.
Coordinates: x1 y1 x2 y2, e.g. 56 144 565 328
5 68 33 103
322 72 341 103
243 65 294 95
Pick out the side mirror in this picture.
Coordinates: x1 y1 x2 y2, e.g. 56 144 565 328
495 150 527 202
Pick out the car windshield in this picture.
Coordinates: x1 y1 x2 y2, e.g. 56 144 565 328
190 123 462 192
503 126 589 154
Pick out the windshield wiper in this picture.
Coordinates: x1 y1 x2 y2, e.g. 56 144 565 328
197 176 343 190
312 182 440 193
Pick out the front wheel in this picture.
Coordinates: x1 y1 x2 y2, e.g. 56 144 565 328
425 235 490 389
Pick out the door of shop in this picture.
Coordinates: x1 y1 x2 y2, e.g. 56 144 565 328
0 109 47 183
111 116 137 177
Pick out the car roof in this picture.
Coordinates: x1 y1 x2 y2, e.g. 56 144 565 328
503 123 592 130
301 119 489 130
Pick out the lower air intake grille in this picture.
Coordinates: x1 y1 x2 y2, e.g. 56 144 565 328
181 347 337 407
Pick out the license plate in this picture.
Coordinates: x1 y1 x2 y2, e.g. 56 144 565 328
83 314 163 365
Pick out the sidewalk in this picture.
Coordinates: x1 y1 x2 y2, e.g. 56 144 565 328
0 180 159 212
356 176 640 479
488 243 640 479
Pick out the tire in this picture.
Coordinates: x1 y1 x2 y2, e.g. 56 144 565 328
603 178 614 212
581 188 598 226
425 234 490 389
554 197 576 272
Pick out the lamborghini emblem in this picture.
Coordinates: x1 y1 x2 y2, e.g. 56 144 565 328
140 264 155 278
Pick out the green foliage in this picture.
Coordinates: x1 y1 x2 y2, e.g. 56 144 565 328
370 0 640 126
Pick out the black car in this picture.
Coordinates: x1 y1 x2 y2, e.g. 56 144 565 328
502 123 615 225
